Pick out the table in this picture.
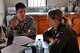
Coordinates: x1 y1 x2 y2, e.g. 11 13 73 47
1 36 50 53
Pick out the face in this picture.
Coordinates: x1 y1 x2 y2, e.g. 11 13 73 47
16 8 26 21
48 16 57 28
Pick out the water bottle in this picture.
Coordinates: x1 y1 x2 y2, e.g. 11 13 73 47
25 47 32 53
36 39 43 53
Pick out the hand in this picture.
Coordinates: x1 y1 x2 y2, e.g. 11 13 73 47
10 18 18 28
49 37 54 43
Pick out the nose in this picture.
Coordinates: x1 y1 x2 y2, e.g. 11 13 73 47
22 12 25 15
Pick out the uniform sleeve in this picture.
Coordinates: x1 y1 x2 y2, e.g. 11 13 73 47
43 27 55 44
50 27 69 53
6 16 18 37
43 31 51 44
6 26 17 37
24 16 36 39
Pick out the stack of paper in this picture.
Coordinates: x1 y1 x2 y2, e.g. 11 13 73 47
1 44 25 53
13 36 34 46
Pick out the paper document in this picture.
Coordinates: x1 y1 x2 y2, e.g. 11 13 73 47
13 36 34 45
1 44 25 53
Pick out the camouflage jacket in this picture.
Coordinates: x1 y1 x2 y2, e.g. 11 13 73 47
6 15 36 39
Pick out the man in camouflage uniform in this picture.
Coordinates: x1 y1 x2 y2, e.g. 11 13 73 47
6 2 36 40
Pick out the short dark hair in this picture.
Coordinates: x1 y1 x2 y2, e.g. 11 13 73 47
15 2 26 11
48 9 63 21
